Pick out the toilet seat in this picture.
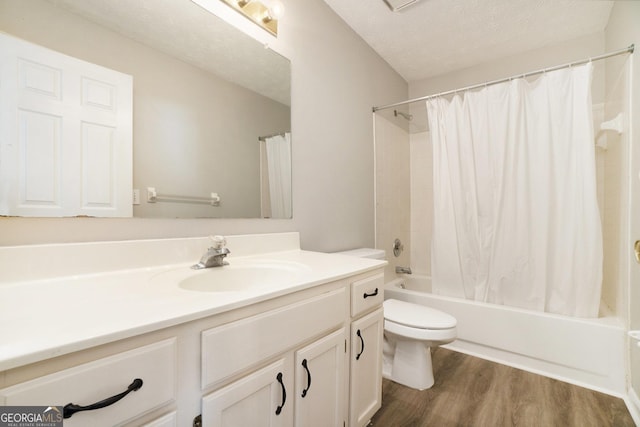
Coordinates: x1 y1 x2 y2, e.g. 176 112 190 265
385 318 457 341
384 299 457 329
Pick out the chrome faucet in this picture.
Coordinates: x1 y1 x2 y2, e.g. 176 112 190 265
395 266 412 274
192 235 230 269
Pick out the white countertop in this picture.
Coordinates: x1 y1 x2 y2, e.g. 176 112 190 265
0 239 385 372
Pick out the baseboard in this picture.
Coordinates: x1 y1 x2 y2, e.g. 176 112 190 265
444 339 625 398
625 387 640 426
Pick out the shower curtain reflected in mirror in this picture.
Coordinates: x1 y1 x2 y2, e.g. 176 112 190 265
260 133 292 219
427 63 602 318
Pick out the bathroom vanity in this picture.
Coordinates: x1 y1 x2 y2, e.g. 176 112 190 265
0 233 385 426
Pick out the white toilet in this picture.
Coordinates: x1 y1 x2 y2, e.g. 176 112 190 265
383 298 457 390
334 247 457 391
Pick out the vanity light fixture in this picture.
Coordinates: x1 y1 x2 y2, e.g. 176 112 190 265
220 0 284 36
383 0 423 12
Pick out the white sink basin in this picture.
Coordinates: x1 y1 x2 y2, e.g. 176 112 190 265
151 260 311 293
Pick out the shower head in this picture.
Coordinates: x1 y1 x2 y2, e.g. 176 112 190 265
394 109 413 121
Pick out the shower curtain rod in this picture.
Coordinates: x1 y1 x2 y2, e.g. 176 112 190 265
373 44 635 112
258 131 287 142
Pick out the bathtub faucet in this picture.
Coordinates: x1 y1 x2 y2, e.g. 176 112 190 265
395 266 412 274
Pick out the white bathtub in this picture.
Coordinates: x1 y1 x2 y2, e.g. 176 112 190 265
385 275 627 396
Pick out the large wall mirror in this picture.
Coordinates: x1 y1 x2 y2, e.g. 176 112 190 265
0 0 292 218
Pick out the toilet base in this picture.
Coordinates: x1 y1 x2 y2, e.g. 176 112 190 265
383 338 434 390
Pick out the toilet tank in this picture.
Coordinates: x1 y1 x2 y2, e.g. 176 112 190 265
334 248 386 260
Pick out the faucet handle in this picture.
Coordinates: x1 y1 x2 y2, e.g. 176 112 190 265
210 235 227 249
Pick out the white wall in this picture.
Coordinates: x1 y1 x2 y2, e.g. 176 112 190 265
409 130 431 276
409 31 608 97
600 62 630 319
0 0 407 250
374 114 410 280
604 0 640 416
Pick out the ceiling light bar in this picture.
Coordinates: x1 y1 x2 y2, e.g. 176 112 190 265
220 0 280 36
383 0 422 12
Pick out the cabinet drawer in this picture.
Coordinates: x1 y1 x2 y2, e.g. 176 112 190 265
0 339 176 427
351 273 384 317
202 287 346 389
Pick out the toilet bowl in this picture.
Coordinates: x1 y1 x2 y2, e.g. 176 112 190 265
383 298 457 390
331 248 457 390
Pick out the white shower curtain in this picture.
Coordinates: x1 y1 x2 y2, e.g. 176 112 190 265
265 132 292 218
427 63 602 318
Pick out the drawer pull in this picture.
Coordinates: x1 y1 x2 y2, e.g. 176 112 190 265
301 359 312 398
356 329 365 360
63 378 143 419
275 372 286 415
363 288 379 299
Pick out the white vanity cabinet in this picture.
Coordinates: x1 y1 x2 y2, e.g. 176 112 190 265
348 273 385 427
201 328 348 427
0 339 177 427
0 262 386 427
200 286 349 426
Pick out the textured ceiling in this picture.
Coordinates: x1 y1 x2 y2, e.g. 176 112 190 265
323 0 614 82
44 0 613 97
45 0 290 105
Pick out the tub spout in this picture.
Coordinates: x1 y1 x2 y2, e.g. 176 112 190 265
396 266 412 274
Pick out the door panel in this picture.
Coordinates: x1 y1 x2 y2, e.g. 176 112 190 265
295 328 347 426
0 32 132 217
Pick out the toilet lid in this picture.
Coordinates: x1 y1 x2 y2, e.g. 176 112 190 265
384 299 456 329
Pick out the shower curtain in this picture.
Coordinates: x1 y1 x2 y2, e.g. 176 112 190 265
265 132 292 218
427 63 602 318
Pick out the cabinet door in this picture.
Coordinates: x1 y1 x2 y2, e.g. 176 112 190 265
350 308 384 427
294 328 347 427
202 356 293 427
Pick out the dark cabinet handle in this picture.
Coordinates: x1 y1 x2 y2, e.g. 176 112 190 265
356 329 365 360
63 378 143 419
275 372 287 415
363 288 379 299
301 359 312 398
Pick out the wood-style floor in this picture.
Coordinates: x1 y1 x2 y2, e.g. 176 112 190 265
370 347 635 427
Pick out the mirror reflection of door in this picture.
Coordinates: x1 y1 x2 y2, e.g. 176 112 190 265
0 33 133 217
0 0 291 219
